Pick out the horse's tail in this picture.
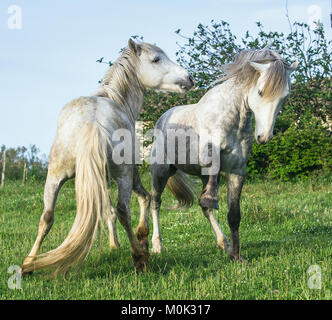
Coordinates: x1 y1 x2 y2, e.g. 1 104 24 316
166 170 196 208
22 122 112 276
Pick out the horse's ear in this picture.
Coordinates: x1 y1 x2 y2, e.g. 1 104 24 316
128 38 141 56
288 60 299 73
249 61 269 74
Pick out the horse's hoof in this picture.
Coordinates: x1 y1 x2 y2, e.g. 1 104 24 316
151 238 162 254
109 243 120 250
133 251 150 272
139 241 149 252
199 196 219 209
19 267 33 277
151 246 162 254
135 262 150 273
230 254 247 263
217 239 230 253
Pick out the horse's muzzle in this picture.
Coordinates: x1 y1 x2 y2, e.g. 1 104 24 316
256 134 272 144
177 75 195 91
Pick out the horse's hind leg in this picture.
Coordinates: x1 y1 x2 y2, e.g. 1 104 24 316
133 165 151 251
108 166 150 251
21 172 67 273
106 198 120 249
116 173 149 272
150 164 173 254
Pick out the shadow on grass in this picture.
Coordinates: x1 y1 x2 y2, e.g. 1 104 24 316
80 244 231 280
242 225 331 260
22 225 331 281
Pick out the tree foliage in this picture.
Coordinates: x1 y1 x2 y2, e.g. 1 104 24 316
174 20 331 121
0 144 47 181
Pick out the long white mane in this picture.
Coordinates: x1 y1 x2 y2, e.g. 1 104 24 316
219 48 291 100
95 47 144 107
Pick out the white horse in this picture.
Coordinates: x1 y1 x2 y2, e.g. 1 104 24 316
148 48 298 261
21 39 194 276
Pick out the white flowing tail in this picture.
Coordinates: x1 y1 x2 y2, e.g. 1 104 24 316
22 122 112 276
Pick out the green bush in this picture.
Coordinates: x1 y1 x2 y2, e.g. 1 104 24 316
247 117 332 180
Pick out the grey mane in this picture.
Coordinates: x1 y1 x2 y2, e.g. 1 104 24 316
94 47 144 107
218 48 290 100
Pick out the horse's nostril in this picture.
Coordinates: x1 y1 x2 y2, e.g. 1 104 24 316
257 135 269 144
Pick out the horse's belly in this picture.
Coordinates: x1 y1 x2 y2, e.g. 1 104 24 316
175 164 202 176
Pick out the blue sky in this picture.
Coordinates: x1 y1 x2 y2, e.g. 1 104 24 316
0 0 331 157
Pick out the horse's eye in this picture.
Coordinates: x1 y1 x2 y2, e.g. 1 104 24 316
258 90 263 96
152 56 160 63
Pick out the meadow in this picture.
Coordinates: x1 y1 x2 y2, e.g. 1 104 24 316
0 173 331 300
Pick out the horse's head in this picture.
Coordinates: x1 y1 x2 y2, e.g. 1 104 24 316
247 59 298 144
128 39 194 93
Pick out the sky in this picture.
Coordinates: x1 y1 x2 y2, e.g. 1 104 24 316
0 0 331 157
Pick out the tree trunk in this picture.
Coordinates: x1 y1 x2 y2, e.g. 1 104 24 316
1 149 6 187
22 161 27 185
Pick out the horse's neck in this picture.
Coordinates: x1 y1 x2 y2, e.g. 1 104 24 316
94 82 145 124
200 80 253 133
228 86 252 134
122 88 145 123
237 93 253 133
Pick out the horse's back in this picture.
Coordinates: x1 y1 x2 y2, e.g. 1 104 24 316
48 95 132 178
58 96 130 130
156 103 198 132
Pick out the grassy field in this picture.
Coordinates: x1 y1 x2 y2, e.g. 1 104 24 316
0 173 331 300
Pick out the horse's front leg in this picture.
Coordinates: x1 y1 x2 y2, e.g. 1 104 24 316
199 175 229 252
199 174 220 209
198 138 221 209
201 207 230 252
226 173 246 262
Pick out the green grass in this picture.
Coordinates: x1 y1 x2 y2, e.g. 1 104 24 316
0 173 331 300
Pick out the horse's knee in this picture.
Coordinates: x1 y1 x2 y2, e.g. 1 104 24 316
150 198 161 211
199 191 219 209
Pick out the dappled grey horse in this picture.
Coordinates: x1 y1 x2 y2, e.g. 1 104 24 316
21 39 194 276
148 48 298 261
